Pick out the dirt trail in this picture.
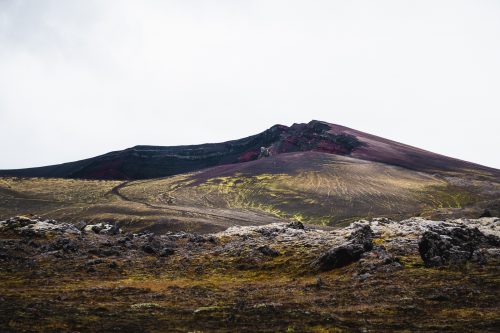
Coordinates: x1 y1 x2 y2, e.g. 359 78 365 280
109 181 285 226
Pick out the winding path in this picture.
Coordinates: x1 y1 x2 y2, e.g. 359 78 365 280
108 180 285 227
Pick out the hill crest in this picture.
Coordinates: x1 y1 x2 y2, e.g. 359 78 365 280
0 120 497 180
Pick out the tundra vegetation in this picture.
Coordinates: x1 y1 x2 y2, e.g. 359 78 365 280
0 215 499 332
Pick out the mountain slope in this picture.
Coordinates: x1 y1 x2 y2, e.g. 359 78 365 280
1 150 497 230
1 120 497 180
118 151 499 226
0 120 498 230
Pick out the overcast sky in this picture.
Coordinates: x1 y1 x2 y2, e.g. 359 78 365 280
0 0 499 169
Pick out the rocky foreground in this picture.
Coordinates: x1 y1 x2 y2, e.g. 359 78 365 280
0 216 499 332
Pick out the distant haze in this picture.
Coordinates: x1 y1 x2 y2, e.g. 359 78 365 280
0 0 499 169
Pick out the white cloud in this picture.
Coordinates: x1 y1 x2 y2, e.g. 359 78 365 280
1 0 499 168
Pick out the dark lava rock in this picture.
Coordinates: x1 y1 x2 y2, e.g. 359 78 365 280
358 245 403 274
418 231 464 267
189 235 207 243
256 227 280 237
107 224 121 235
485 234 500 247
287 221 305 230
18 229 37 237
479 209 492 218
418 227 500 267
108 261 119 269
258 146 271 158
27 240 40 248
91 225 103 234
206 235 218 244
46 238 78 252
348 225 374 251
117 235 132 244
159 247 175 257
313 225 374 271
1 216 36 229
141 244 157 254
314 243 367 271
74 221 87 231
258 245 280 257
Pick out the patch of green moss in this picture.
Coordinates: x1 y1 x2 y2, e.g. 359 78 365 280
418 184 478 211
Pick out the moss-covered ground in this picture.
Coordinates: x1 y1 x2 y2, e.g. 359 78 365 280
0 227 498 333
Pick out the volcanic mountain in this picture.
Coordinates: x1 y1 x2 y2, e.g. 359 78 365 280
0 120 499 230
0 120 498 180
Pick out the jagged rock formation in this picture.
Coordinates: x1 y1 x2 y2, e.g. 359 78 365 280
2 216 499 264
258 146 271 158
419 226 500 267
2 215 498 270
0 215 81 236
312 225 374 271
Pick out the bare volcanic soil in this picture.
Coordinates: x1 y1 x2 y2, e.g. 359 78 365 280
1 215 499 333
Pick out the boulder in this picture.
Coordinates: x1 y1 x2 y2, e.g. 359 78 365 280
0 216 37 230
258 146 271 158
314 243 366 271
141 244 157 254
358 245 403 274
418 226 500 267
0 216 81 236
313 225 374 271
74 221 87 231
84 223 121 235
258 245 280 257
45 238 78 252
287 221 305 230
348 225 374 251
159 247 175 257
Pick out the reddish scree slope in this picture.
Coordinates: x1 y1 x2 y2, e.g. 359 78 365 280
326 123 499 177
0 120 498 180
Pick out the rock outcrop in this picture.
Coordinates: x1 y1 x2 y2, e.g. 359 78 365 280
1 215 498 270
418 226 500 267
0 216 81 236
312 225 374 271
